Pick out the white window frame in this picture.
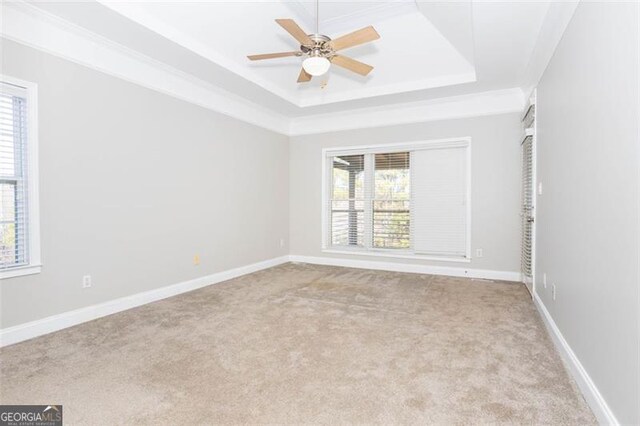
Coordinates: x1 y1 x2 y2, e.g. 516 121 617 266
321 138 472 263
0 75 41 279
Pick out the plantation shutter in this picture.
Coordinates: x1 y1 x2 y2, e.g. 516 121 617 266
0 84 29 269
411 145 467 256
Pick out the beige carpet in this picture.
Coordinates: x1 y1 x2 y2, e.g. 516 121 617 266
0 263 594 424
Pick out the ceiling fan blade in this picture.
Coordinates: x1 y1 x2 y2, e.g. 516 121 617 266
276 19 313 46
331 55 374 76
247 52 300 60
297 68 312 83
331 26 380 51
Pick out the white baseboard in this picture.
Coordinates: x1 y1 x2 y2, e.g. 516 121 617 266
533 292 619 425
1 253 618 424
0 255 289 348
289 255 522 282
0 254 520 347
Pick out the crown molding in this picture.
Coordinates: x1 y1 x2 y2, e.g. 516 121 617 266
288 88 525 136
2 1 570 137
297 71 477 107
521 0 580 99
1 1 291 135
97 1 478 108
95 0 300 107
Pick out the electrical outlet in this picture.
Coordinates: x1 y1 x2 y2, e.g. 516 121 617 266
543 273 547 288
82 275 92 288
538 182 543 195
280 238 285 248
552 283 556 301
475 248 483 258
193 254 200 266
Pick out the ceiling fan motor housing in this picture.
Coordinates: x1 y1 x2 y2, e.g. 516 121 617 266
301 34 334 58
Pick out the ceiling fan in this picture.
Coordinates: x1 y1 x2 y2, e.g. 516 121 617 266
247 1 380 83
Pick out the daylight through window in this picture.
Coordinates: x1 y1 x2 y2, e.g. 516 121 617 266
0 81 33 271
325 140 469 259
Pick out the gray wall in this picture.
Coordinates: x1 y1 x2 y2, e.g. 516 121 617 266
535 2 639 424
0 40 290 328
289 114 522 273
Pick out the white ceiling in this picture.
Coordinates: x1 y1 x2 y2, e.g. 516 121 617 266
103 0 477 107
10 0 567 127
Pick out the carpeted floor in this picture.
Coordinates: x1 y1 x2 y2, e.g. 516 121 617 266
0 263 595 424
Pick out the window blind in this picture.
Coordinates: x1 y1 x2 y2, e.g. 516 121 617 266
325 140 469 258
521 135 533 276
411 146 467 256
373 152 410 249
0 86 29 269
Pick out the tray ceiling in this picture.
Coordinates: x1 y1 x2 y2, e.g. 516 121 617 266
5 0 567 129
94 0 477 107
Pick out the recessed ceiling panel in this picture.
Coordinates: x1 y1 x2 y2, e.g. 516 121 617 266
97 0 477 107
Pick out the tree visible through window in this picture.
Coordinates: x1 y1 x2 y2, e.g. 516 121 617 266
329 151 410 250
330 155 364 246
373 152 410 249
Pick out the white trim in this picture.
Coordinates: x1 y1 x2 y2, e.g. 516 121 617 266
465 139 472 262
0 256 289 348
290 255 521 282
297 72 477 108
0 75 41 280
0 2 528 136
322 249 470 263
0 254 522 348
363 153 374 250
289 89 525 136
11 0 572 112
94 0 296 107
321 155 329 250
96 1 476 108
0 1 577 136
0 265 42 279
1 1 290 135
323 137 471 157
533 292 619 425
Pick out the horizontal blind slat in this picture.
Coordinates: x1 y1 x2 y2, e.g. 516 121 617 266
411 147 467 256
0 90 30 269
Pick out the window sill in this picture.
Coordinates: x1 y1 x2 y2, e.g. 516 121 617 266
1 264 42 279
322 249 471 263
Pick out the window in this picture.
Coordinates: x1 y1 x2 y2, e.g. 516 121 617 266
0 77 40 278
374 152 410 249
323 139 470 261
330 154 365 247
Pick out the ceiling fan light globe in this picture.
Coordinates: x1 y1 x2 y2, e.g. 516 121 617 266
302 56 331 76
